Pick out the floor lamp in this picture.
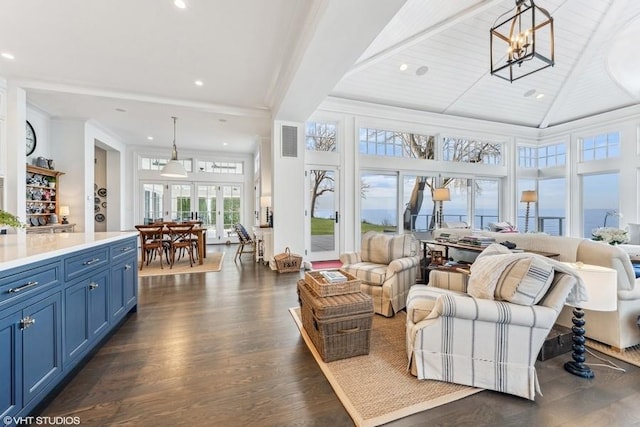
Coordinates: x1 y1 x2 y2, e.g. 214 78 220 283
562 262 617 378
433 188 450 229
520 190 537 233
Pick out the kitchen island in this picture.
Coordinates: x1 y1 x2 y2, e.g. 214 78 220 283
0 232 138 424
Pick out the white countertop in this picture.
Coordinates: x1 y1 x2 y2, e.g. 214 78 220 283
0 232 138 271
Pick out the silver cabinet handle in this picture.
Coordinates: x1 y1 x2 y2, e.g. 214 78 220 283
83 258 100 265
89 282 99 290
124 264 132 270
8 281 39 293
20 316 36 330
120 246 133 252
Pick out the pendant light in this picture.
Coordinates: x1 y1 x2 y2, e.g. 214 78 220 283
160 116 188 178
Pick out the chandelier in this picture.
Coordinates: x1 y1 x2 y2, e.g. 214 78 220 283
490 0 554 82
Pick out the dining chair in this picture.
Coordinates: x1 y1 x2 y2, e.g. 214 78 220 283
166 224 196 268
135 225 167 270
233 223 256 262
184 221 202 261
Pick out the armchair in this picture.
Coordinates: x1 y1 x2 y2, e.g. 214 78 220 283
340 231 419 317
406 250 579 400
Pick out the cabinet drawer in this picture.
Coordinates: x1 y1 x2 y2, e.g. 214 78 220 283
64 247 109 281
0 262 61 307
111 238 137 262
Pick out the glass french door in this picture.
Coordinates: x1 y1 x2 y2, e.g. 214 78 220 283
139 181 243 243
306 168 339 261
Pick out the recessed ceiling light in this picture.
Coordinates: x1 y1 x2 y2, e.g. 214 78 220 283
399 63 408 71
1 52 15 60
115 108 127 113
174 0 187 9
523 89 536 97
536 93 545 99
415 66 429 76
194 80 204 86
223 142 228 146
147 136 154 141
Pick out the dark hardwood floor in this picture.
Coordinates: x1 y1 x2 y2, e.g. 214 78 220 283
41 245 640 426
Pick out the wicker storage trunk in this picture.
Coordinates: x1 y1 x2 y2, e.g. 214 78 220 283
297 280 373 362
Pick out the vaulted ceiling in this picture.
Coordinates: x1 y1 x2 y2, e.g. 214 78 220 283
0 0 638 154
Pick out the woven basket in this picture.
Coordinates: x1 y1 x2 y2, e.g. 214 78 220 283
304 269 361 297
274 247 302 273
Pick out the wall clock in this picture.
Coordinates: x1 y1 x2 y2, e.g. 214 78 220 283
26 121 37 156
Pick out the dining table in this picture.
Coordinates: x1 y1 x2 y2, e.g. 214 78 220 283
135 224 207 266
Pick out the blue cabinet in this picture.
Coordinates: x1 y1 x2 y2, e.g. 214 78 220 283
22 292 62 408
0 234 138 425
0 310 22 420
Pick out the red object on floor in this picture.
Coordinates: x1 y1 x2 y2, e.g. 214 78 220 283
311 260 343 270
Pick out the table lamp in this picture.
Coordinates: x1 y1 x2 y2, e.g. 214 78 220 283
520 190 537 233
59 205 70 224
561 262 617 378
432 188 450 229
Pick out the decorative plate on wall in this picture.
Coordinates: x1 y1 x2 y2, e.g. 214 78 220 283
95 213 105 222
95 197 100 204
95 205 100 213
98 188 107 197
101 202 107 208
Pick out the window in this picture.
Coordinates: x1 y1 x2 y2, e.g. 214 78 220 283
440 178 469 225
582 173 619 237
402 175 435 231
473 179 499 230
442 137 502 165
140 157 192 172
360 173 398 234
306 121 337 152
538 178 566 235
580 132 620 161
196 161 243 174
538 143 566 168
518 146 537 168
358 128 434 159
142 183 163 223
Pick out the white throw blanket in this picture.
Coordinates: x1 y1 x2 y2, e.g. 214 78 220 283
469 252 588 306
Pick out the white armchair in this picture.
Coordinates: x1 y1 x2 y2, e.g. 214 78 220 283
406 255 578 400
340 231 419 317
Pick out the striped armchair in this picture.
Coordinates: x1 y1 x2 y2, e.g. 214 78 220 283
340 231 419 317
406 270 577 400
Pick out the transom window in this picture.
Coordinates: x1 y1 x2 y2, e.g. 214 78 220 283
197 161 243 174
442 137 502 165
518 146 537 168
580 132 620 161
306 121 337 152
538 143 566 168
140 157 192 172
358 128 434 159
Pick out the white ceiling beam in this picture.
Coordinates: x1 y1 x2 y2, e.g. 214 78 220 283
272 0 407 123
538 0 619 128
16 79 271 119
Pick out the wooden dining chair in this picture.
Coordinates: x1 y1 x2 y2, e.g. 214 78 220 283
166 224 195 268
135 225 167 270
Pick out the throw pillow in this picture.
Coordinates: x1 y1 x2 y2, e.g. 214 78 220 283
494 257 555 306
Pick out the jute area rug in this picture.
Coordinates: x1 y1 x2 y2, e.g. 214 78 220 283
289 307 482 427
138 252 224 277
587 339 640 368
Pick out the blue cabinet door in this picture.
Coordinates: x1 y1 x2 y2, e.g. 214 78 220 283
63 281 89 363
88 270 109 339
22 292 62 407
110 257 136 320
0 310 22 420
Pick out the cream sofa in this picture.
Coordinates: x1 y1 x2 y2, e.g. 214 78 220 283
431 228 640 350
340 231 420 317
